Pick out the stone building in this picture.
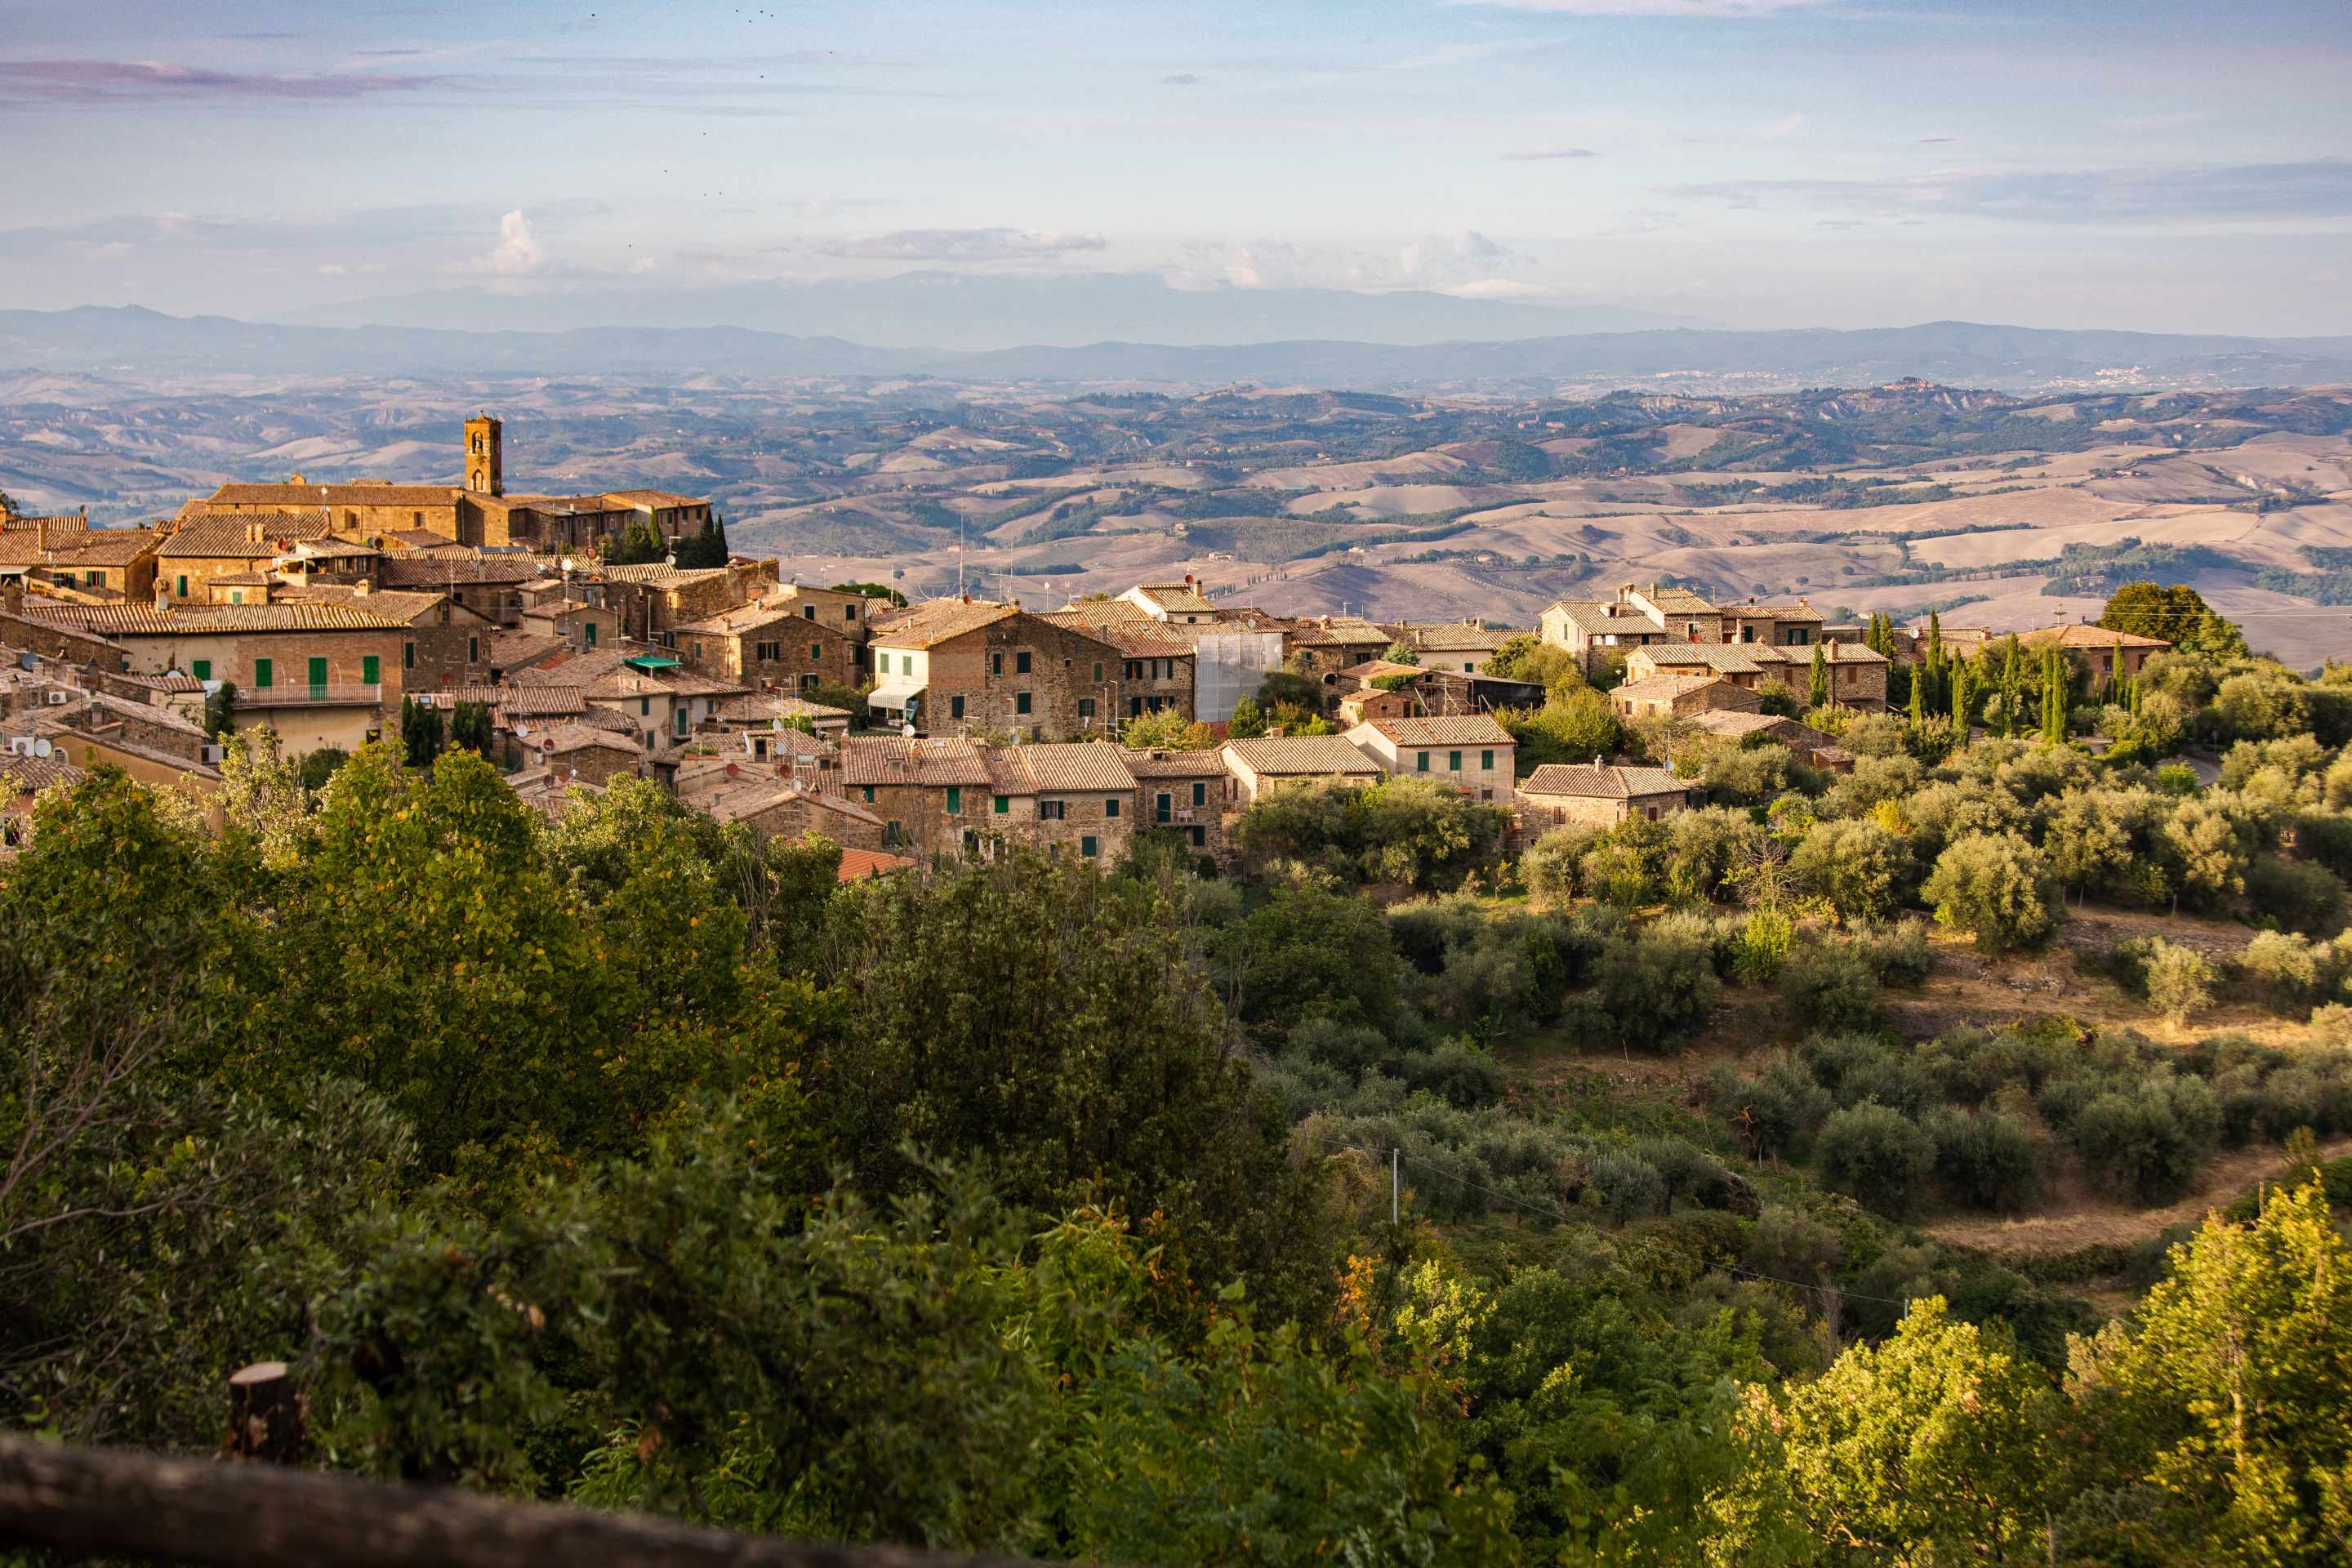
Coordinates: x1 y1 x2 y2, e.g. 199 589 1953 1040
673 757 887 852
839 734 996 858
1392 620 1512 675
0 518 163 603
1121 746 1234 860
867 598 1125 741
1219 735 1383 804
1685 710 1855 773
2019 623 2172 681
1610 674 1764 721
1284 616 1396 675
156 511 331 604
1520 763 1688 828
978 742 1141 862
1342 715 1517 805
675 591 862 693
1624 643 1769 690
602 560 778 644
1624 584 1726 644
1539 596 1681 674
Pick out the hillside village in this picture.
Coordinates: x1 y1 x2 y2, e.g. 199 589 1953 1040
2 414 2193 871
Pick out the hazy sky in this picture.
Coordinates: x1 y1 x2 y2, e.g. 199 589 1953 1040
4 0 2349 334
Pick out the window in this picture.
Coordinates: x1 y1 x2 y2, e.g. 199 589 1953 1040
1448 750 1462 772
1463 662 1474 673
1015 651 1031 674
254 657 272 689
468 635 480 662
862 786 876 804
844 604 858 621
993 795 1009 815
1038 800 1065 821
175 575 189 598
191 659 212 681
1080 835 1098 858
85 569 100 586
585 621 598 648
307 657 327 688
1481 749 1494 771
1125 661 1142 680
800 673 819 691
229 590 244 604
640 697 653 717
1093 662 1103 681
885 820 904 845
675 706 689 737
991 652 1003 675
903 653 915 676
1416 751 1430 773
1192 781 1207 808
1077 697 1095 719
1105 797 1120 818
362 655 380 686
951 694 965 719
1188 826 1205 848
1015 692 1032 715
810 642 822 661
403 641 416 670
1156 791 1172 822
802 604 816 620
946 786 962 814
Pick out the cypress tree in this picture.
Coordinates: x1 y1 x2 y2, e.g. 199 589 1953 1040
2040 644 2065 745
2000 635 2022 739
1908 662 1926 728
1809 643 1829 709
1950 660 1972 746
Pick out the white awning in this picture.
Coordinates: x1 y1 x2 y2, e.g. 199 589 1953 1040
866 679 926 714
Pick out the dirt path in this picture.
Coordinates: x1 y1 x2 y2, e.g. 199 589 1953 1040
1925 1135 2352 1257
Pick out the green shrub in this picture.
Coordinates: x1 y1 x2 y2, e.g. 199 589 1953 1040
1709 1060 1833 1159
1929 1108 2042 1211
1778 941 1884 1033
2143 938 2216 1027
1731 906 1795 985
1922 831 2060 951
1856 917 1936 986
1815 1102 1936 1214
1584 1148 1668 1223
2066 1076 2222 1203
1594 926 1720 1052
2246 855 2348 937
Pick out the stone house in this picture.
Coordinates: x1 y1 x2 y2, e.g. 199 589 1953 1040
1118 579 1221 626
577 661 749 751
1393 620 1512 675
673 757 887 852
156 511 331 604
1539 598 1682 674
675 592 862 693
702 692 853 746
1610 674 1764 721
0 519 163 603
519 595 620 652
279 583 499 693
519 722 645 787
1684 710 1855 773
978 742 1141 862
1624 643 1769 689
1720 598 1826 647
1751 640 1890 710
378 555 551 626
1284 616 1396 675
1343 715 1517 805
838 734 996 858
867 599 1125 741
1219 735 1384 804
2019 623 2171 681
1122 746 1235 861
1624 584 1726 644
602 560 779 644
1520 763 1688 828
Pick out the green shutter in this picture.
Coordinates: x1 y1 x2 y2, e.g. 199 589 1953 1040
1481 749 1494 770
1081 835 1098 858
362 654 380 686
1192 782 1206 807
946 786 961 814
254 657 272 689
307 657 327 689
176 575 189 597
1450 750 1462 771
994 795 1009 815
191 659 211 681
1416 751 1429 772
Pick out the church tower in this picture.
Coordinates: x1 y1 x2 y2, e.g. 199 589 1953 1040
463 415 503 497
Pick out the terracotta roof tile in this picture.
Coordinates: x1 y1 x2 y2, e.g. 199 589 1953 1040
870 598 1020 649
1352 715 1514 746
839 734 992 787
1223 736 1382 776
1521 763 1683 800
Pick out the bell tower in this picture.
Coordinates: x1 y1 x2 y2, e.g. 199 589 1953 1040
463 414 503 497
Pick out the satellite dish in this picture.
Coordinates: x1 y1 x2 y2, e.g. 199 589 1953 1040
32 739 51 758
902 722 917 738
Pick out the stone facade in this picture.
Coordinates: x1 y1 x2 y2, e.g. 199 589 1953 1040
870 600 1125 742
675 595 862 692
1343 715 1518 805
1122 748 1235 863
1520 764 1688 829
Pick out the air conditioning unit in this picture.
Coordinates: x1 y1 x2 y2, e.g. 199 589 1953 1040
44 689 69 705
200 743 225 764
6 737 32 756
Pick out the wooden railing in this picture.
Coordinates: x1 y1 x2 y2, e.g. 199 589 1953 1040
0 1362 1043 1568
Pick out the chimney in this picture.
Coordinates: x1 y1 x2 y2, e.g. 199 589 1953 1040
1618 582 1633 606
287 473 305 485
247 520 266 545
353 579 371 597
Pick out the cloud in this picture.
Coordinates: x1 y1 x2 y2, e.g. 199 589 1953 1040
1169 229 1530 293
1160 73 1202 86
1447 0 1846 15
1503 146 1599 161
1918 136 1955 144
812 228 1107 262
483 211 546 275
0 59 439 104
1752 113 1806 140
1673 156 2352 223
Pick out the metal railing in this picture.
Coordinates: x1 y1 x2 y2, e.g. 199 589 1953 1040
244 683 384 706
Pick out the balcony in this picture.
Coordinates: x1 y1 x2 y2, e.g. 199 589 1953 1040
243 684 385 708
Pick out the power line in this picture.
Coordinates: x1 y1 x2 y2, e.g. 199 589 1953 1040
1297 1129 1909 1306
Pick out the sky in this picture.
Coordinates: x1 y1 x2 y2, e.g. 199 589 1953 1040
2 0 2349 336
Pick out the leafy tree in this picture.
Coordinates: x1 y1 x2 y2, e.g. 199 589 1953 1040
1922 831 2060 950
1122 708 1215 749
1381 639 1421 666
450 698 496 756
1713 1298 2051 1562
603 513 668 565
399 695 445 770
830 581 907 608
1815 1102 1936 1214
1808 644 1829 709
1256 669 1324 714
2062 1183 2352 1566
672 511 731 568
2144 937 2216 1027
297 746 350 792
1484 633 1584 694
1226 694 1267 739
1503 688 1620 765
203 679 238 738
1791 817 1907 924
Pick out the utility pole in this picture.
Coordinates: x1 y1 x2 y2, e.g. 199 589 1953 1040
1391 1147 1400 1225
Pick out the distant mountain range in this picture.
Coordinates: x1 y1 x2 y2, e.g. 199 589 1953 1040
5 304 2351 393
278 271 1708 349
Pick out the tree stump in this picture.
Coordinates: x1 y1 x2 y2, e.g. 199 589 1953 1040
224 1361 301 1464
